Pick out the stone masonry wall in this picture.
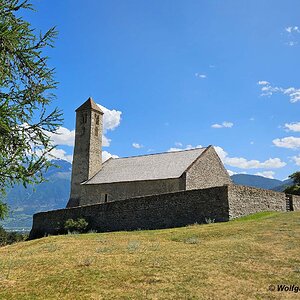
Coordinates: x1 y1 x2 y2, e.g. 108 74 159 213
30 186 229 239
185 146 232 190
228 185 286 219
290 194 300 211
79 177 186 206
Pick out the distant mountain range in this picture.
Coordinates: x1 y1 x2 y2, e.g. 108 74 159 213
0 160 71 230
231 174 292 191
0 160 294 230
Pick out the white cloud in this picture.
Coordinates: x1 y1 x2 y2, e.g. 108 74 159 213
286 27 292 33
227 170 237 176
102 136 111 147
50 148 73 162
102 150 118 162
284 26 300 46
258 81 270 85
46 148 118 163
258 81 300 103
195 73 207 78
292 155 300 166
132 143 143 149
211 121 233 129
167 144 203 152
226 157 285 169
35 148 73 163
45 105 122 148
211 124 222 129
285 26 300 33
166 144 286 171
47 126 75 147
255 171 275 179
175 142 183 147
284 122 300 132
97 104 122 132
273 136 300 149
214 146 286 169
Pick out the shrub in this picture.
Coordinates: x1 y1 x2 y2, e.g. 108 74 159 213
0 226 28 247
64 218 88 233
205 217 215 224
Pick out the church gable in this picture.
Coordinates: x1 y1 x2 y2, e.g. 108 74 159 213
185 146 232 190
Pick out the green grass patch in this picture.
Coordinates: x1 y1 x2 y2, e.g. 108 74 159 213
0 211 300 299
232 211 280 222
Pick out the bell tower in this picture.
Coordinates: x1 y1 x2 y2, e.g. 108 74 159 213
67 97 103 207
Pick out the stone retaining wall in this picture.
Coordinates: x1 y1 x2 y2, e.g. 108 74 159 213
228 185 286 219
29 185 289 239
30 186 229 239
290 194 300 211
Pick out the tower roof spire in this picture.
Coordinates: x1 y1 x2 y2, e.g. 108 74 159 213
75 97 104 114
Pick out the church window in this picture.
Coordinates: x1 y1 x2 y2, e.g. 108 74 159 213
96 114 100 125
95 126 99 136
104 194 108 203
80 114 84 124
84 113 87 123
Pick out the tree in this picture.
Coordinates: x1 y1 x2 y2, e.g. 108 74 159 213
0 0 63 218
284 172 300 196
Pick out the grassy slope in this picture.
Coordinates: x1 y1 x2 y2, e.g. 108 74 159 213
0 212 300 300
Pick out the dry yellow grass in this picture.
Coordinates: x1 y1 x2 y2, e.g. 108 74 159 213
0 211 300 299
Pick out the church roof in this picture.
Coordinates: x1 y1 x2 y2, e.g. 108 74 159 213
75 97 103 113
84 147 209 184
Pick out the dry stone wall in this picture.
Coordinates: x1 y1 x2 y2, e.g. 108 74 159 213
30 185 290 239
30 186 229 239
290 194 300 211
228 185 286 219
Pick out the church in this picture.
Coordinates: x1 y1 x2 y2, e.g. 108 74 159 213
66 97 232 208
29 98 295 239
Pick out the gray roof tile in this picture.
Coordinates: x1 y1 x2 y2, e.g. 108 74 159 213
84 147 207 184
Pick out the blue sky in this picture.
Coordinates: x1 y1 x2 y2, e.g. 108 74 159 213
25 0 300 180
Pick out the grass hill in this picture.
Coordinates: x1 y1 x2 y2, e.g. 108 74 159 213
0 211 299 299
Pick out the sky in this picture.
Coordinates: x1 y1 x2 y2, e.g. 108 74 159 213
23 0 300 180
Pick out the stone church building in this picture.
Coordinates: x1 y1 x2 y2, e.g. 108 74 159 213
29 98 300 239
67 97 232 208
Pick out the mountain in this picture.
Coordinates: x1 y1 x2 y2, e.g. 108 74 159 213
230 174 283 190
0 160 72 230
231 174 293 192
271 178 293 192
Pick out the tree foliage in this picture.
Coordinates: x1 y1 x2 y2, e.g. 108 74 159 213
0 0 62 217
284 172 300 196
